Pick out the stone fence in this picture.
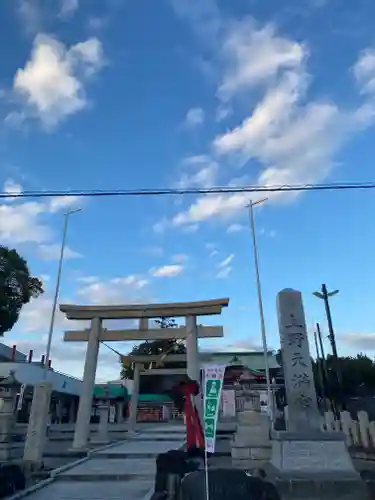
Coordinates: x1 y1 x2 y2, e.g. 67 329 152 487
319 410 375 451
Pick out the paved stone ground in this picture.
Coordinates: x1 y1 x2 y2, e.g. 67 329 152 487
24 424 186 500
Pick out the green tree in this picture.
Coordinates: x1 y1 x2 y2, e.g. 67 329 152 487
120 317 186 379
0 246 44 336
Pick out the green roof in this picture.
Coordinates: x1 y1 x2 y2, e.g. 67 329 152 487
138 393 171 402
94 385 128 399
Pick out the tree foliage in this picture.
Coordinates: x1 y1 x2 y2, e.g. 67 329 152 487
120 316 186 379
0 246 44 336
276 348 375 399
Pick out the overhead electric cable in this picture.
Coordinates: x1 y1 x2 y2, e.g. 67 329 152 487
2 180 375 200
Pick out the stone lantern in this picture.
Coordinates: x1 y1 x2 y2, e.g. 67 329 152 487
0 371 22 462
92 386 110 444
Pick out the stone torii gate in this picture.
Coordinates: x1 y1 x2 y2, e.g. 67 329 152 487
60 298 229 450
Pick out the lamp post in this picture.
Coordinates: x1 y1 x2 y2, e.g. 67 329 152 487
246 199 273 420
44 208 81 377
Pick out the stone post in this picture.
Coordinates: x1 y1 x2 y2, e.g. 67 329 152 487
128 363 141 431
72 317 101 450
269 289 359 483
0 382 18 461
116 401 124 424
23 382 52 467
92 404 110 444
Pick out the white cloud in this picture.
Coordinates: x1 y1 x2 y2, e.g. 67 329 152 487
354 49 375 95
176 155 218 189
48 195 81 213
218 253 234 268
0 200 50 244
214 71 304 155
77 275 150 305
341 333 375 351
172 192 250 226
18 295 80 333
216 266 232 279
13 34 104 128
151 265 184 278
227 223 246 233
38 243 82 260
76 275 99 284
59 0 79 19
353 48 375 125
3 179 23 200
185 107 205 126
218 19 306 101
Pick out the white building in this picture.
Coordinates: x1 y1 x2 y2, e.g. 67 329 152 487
0 343 82 423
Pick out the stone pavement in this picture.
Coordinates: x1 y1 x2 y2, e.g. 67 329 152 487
23 424 186 500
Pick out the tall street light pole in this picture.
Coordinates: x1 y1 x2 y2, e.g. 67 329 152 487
246 199 273 420
44 208 82 377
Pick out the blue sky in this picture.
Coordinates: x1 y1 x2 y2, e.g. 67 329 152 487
1 0 375 381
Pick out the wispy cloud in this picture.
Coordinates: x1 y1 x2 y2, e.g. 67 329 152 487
166 9 363 228
216 266 232 279
185 107 205 126
227 223 246 233
38 243 82 260
151 264 184 278
218 254 234 268
175 155 218 189
59 0 79 19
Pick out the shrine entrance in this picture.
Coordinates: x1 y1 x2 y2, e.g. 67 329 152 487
60 298 229 450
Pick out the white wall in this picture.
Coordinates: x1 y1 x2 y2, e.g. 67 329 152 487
0 362 82 396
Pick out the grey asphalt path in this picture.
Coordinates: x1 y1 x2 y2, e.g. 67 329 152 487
23 424 186 500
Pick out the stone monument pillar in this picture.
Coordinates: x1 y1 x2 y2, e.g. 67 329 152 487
24 382 52 468
0 372 22 462
72 317 101 450
269 289 363 493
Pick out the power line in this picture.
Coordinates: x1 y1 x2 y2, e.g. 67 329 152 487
2 181 375 200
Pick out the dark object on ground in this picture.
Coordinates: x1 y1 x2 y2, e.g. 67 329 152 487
154 448 204 494
180 469 281 500
0 464 26 498
150 493 168 500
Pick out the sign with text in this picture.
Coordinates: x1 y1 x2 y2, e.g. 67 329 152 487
203 364 226 453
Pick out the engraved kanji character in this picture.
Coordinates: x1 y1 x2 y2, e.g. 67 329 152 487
292 372 310 388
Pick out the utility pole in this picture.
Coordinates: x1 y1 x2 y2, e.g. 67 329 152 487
316 323 328 382
313 287 344 410
313 329 325 402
